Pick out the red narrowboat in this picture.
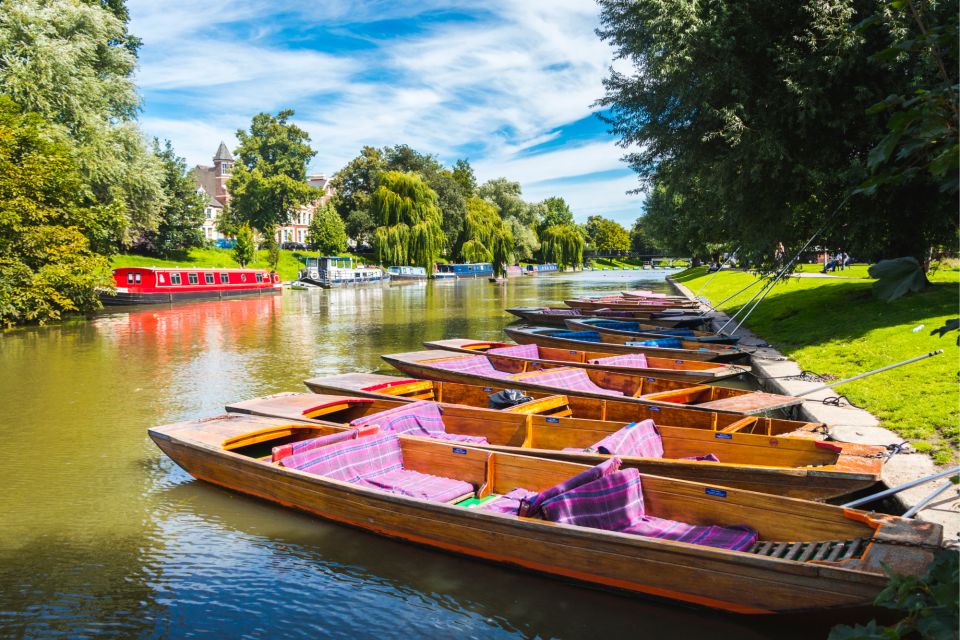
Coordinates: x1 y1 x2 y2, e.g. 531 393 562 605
101 267 281 305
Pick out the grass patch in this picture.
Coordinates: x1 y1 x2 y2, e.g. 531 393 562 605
111 248 375 282
675 267 959 463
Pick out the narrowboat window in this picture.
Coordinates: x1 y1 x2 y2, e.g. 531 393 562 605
256 273 263 283
205 273 215 284
135 273 142 284
220 273 229 284
126 273 134 284
241 274 247 282
171 273 182 285
188 273 199 285
158 273 165 284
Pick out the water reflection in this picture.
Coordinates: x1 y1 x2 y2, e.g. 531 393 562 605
0 272 862 638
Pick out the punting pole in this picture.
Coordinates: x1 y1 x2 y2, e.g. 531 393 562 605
790 350 945 397
843 465 960 508
698 277 764 316
903 480 957 518
715 276 775 330
694 246 741 296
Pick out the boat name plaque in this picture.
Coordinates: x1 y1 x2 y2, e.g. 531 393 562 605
705 488 727 498
546 418 559 423
715 433 733 440
452 448 468 455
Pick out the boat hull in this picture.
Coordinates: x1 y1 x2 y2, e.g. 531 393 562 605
563 319 741 345
505 307 711 329
149 429 907 615
100 286 281 305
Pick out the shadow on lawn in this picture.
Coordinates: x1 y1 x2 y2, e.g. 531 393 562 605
714 279 957 350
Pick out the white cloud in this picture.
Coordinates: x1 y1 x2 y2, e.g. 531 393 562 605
129 0 642 217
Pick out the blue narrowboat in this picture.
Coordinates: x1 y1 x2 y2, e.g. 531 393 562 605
435 263 494 279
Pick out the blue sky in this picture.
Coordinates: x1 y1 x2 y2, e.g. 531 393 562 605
128 0 644 225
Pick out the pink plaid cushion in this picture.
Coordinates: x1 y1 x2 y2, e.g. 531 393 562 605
272 429 359 462
479 488 538 515
487 343 540 359
590 420 663 458
359 468 474 502
430 356 514 379
512 368 624 396
588 353 649 368
350 400 488 444
538 468 646 532
280 433 403 482
621 515 757 551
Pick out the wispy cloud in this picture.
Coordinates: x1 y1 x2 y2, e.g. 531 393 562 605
128 0 644 224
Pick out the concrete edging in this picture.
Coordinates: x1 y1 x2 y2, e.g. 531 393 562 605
667 275 958 542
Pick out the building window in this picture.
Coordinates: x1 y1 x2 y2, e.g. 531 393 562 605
205 273 215 284
206 208 213 219
171 273 182 285
220 273 229 284
188 273 199 285
220 163 231 175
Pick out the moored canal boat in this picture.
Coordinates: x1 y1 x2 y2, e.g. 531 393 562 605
381 350 802 415
436 262 494 278
101 266 281 305
149 412 942 614
387 265 428 281
299 256 389 288
422 338 747 381
224 391 885 499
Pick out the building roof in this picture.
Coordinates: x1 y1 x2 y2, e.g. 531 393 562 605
214 141 233 162
190 165 224 206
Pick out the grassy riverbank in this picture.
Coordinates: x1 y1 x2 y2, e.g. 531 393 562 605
674 266 959 463
111 248 373 282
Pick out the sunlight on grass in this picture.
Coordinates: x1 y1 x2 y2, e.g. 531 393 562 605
676 267 959 463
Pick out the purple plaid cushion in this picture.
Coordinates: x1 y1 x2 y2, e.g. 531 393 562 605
487 343 540 359
349 400 488 444
512 368 624 396
479 488 539 515
590 420 663 458
280 433 403 482
358 468 474 502
621 515 757 551
541 308 580 316
539 468 646 532
272 428 359 462
523 457 622 516
681 454 720 462
588 353 649 368
430 355 514 378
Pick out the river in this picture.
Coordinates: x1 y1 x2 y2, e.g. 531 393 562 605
0 271 855 638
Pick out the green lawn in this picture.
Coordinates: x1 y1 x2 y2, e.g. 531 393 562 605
111 248 374 282
674 267 959 463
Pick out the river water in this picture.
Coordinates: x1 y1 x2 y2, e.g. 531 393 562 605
1 271 851 638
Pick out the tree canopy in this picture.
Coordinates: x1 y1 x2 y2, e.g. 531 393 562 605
597 0 958 265
370 171 446 270
0 97 113 327
540 225 584 269
134 140 206 257
584 216 630 253
307 203 348 255
458 197 514 275
228 109 317 232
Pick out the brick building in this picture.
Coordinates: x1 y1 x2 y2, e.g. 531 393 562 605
191 141 334 245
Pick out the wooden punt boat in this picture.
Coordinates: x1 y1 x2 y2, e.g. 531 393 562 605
422 338 748 382
621 290 691 302
380 350 802 416
566 298 700 312
504 325 749 363
304 372 822 435
225 392 884 499
150 412 941 614
506 306 712 329
564 317 741 345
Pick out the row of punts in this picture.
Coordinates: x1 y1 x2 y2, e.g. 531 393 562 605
149 288 942 615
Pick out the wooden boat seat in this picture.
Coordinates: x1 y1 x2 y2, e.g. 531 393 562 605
719 416 760 433
749 538 867 563
501 395 572 417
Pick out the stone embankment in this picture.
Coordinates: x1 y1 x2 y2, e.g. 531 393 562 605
669 276 959 543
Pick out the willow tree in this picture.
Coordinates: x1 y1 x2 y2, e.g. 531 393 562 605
458 196 513 276
370 171 445 271
540 224 584 270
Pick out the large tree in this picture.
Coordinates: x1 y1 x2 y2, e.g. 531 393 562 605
370 171 446 271
596 0 957 266
584 215 631 253
307 203 348 255
0 98 114 327
228 109 317 232
540 225 584 270
458 197 514 275
0 0 165 248
477 178 541 227
538 196 575 235
134 140 206 256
